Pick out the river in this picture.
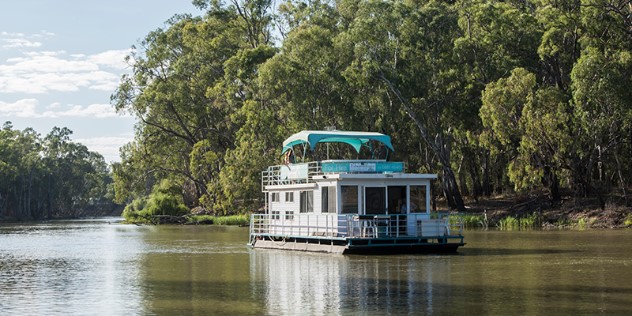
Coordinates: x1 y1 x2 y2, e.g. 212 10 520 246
1 218 631 315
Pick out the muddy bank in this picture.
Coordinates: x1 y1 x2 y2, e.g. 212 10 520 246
462 194 632 229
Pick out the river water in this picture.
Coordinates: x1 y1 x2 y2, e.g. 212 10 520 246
1 219 631 315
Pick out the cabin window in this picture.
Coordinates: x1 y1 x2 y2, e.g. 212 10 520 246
285 192 294 203
410 185 427 213
388 186 406 214
271 210 280 220
322 187 336 213
300 191 313 213
270 192 280 202
365 187 386 214
341 186 358 214
285 211 294 220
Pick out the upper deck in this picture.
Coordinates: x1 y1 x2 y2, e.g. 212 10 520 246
262 160 406 188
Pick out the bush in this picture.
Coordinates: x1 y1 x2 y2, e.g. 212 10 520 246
144 192 188 216
213 214 249 226
122 197 148 222
122 192 187 223
498 216 519 230
187 214 249 226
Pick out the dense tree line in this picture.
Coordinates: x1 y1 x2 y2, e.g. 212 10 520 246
112 0 632 215
0 122 115 220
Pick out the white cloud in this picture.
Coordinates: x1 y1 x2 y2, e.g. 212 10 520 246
1 30 52 49
87 49 132 70
0 99 130 118
42 103 123 118
0 98 39 117
75 135 134 163
0 37 132 94
2 38 42 49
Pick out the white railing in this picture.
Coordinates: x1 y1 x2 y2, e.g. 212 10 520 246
250 213 340 238
249 213 459 239
261 160 407 188
261 162 322 187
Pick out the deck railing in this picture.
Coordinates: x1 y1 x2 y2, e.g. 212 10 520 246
261 160 406 188
249 213 460 242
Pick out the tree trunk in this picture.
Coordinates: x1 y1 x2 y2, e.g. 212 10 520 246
380 74 466 212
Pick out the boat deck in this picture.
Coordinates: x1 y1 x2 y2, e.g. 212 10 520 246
250 234 464 254
249 213 465 254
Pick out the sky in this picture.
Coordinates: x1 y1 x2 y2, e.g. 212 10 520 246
0 0 203 163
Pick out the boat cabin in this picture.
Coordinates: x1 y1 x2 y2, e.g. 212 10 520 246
249 130 464 254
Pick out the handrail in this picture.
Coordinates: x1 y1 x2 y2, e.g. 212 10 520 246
261 160 407 188
261 161 322 188
249 213 456 239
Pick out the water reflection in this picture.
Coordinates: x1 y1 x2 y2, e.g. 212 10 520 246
137 225 262 315
0 219 144 315
2 221 632 315
249 250 460 315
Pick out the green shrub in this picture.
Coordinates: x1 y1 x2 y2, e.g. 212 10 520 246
144 192 188 216
122 191 187 223
519 212 538 229
447 214 486 228
122 197 149 222
624 214 632 227
187 214 249 226
498 212 539 230
187 215 214 224
498 216 519 230
577 217 587 230
212 214 249 226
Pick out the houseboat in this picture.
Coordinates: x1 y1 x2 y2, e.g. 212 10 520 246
248 130 464 254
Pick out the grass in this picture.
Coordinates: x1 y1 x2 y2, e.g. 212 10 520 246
444 213 488 228
498 212 539 230
187 214 250 226
577 217 587 230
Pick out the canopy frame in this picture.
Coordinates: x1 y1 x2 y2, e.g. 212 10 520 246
281 130 394 159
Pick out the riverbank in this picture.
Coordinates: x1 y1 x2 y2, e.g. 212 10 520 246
464 193 632 229
122 214 250 226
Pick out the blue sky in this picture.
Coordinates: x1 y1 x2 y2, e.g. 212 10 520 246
0 1 202 163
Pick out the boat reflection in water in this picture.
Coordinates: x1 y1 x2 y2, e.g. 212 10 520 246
249 249 456 315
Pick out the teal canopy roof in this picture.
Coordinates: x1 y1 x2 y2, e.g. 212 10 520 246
282 130 394 153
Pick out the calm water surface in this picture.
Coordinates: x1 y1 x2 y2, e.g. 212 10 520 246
1 219 631 315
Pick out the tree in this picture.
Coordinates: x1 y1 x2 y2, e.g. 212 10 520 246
112 1 276 213
0 123 113 220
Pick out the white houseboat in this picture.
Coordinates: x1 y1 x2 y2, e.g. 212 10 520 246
248 130 464 254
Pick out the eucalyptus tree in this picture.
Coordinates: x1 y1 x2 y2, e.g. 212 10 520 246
453 0 542 197
112 1 277 213
0 123 43 219
569 0 632 200
0 123 112 220
216 0 348 213
329 0 470 210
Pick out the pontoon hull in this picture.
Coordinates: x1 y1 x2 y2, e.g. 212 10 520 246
250 235 464 255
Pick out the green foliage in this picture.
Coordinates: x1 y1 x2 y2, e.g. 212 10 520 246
122 179 188 222
187 214 249 226
498 212 539 230
0 123 115 220
624 214 632 227
447 213 486 228
498 216 519 230
111 0 632 216
577 217 587 230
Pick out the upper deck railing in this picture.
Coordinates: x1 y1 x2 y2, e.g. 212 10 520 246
261 160 405 188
